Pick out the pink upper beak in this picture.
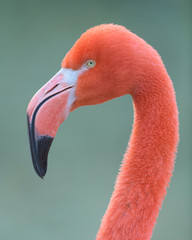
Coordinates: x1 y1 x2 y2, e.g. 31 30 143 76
27 69 76 178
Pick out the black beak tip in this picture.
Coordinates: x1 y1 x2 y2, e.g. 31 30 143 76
34 160 47 179
35 135 53 178
35 169 46 179
27 113 53 179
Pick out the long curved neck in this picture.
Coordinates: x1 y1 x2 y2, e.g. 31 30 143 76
96 72 179 240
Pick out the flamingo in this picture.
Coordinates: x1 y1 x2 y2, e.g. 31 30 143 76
27 24 179 240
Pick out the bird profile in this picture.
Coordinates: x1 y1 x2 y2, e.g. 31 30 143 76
27 24 179 240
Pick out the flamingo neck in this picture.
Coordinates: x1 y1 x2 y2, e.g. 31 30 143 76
96 73 179 240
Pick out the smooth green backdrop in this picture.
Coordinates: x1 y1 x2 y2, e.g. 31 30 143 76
0 0 191 239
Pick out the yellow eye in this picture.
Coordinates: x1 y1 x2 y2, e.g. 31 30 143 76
85 60 96 68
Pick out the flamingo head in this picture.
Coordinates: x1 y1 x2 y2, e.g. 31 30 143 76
27 24 158 177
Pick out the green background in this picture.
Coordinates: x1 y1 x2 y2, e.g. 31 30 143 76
0 0 191 239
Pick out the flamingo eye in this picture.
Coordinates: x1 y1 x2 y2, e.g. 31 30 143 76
85 60 96 68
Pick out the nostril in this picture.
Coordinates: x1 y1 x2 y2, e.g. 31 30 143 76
45 84 59 95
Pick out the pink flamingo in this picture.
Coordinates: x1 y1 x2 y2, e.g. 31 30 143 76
27 24 179 240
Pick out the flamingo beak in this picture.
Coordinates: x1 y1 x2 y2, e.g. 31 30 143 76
27 68 81 178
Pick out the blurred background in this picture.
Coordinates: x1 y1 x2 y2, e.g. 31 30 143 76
0 0 191 239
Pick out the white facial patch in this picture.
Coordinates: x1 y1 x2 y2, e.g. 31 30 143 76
60 67 88 86
56 67 88 116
